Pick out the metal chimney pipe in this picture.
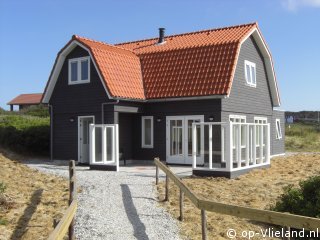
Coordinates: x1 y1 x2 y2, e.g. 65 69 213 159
158 28 165 44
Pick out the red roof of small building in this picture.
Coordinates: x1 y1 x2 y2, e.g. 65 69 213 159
7 93 43 105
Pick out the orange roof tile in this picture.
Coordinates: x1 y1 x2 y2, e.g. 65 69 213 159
8 93 43 105
73 35 145 100
117 23 256 99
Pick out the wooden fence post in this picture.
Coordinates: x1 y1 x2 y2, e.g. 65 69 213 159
156 164 159 185
179 189 184 221
201 209 207 240
69 160 76 240
165 174 169 201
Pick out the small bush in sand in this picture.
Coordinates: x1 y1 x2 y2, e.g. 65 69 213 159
272 175 320 217
272 176 320 240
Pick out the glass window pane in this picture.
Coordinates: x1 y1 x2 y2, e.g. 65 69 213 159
83 120 88 144
144 119 151 145
95 127 103 162
81 59 89 80
106 127 114 161
71 62 78 81
251 66 256 84
246 64 251 83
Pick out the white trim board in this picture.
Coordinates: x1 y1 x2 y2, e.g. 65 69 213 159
271 153 285 158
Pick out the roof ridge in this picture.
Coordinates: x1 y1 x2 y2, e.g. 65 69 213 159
72 35 136 54
115 22 257 46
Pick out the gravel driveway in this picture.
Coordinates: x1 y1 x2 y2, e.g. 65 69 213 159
24 160 182 240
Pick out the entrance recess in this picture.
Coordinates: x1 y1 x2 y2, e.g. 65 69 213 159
78 116 94 164
166 116 204 165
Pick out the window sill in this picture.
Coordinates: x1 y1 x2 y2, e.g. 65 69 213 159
68 80 90 85
142 146 154 149
245 83 257 88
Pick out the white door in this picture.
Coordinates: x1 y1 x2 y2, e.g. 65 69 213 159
79 116 94 164
166 116 204 165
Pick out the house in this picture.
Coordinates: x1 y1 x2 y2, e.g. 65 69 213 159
42 22 285 177
7 93 43 111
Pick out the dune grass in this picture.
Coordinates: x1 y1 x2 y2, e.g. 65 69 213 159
285 122 320 152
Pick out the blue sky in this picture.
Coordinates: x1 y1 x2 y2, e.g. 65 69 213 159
0 0 319 111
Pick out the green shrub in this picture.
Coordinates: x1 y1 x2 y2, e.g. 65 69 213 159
0 115 50 155
273 176 320 217
272 176 320 239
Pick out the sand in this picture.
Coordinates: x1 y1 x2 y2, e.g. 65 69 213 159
157 153 320 240
0 150 69 240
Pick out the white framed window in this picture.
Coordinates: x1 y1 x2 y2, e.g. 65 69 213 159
142 116 154 148
244 60 256 87
229 115 246 148
276 119 282 139
254 117 267 146
68 56 90 85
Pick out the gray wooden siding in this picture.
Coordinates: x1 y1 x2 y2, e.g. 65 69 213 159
50 46 110 160
132 99 221 160
222 36 273 116
221 36 284 156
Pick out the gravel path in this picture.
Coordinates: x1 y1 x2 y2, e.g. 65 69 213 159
24 160 181 240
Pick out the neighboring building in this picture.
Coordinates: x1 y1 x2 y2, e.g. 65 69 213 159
7 93 43 111
42 22 285 177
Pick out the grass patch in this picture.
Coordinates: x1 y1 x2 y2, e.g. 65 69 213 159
285 122 320 152
0 218 8 226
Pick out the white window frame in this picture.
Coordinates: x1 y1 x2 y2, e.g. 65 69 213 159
141 116 154 148
229 115 246 149
68 56 90 85
276 119 282 139
254 117 267 147
244 60 256 87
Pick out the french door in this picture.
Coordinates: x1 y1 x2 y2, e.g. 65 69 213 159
166 116 204 165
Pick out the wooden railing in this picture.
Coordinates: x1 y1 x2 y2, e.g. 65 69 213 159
48 160 77 240
155 158 320 240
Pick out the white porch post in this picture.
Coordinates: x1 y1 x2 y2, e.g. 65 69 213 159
209 124 213 169
266 124 270 164
245 124 250 166
115 124 119 171
192 123 197 169
102 126 107 163
259 124 263 164
221 126 225 163
89 124 95 164
226 122 233 171
253 125 256 165
237 125 241 168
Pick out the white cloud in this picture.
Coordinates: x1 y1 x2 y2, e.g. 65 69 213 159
282 0 320 11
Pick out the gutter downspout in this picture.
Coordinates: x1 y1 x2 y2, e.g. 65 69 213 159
101 100 119 124
49 104 53 161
